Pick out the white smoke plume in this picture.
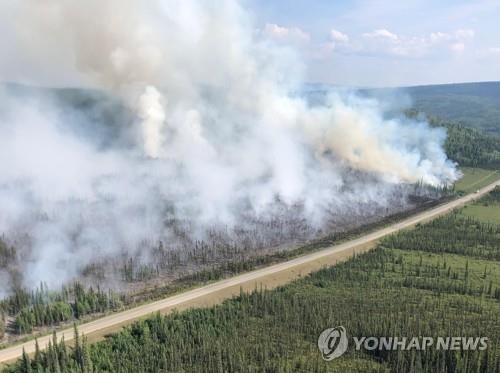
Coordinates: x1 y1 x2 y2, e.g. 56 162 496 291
0 0 459 292
138 86 166 158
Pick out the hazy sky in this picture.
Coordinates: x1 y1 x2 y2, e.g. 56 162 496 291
1 0 499 88
249 0 500 87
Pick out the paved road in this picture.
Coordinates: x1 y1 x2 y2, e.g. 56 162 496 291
1 179 499 365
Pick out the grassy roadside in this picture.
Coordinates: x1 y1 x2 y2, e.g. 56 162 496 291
455 167 500 194
460 186 500 225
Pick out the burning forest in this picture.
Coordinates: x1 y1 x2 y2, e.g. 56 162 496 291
0 0 459 296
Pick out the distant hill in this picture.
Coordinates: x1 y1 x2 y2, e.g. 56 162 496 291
304 81 500 135
402 81 500 135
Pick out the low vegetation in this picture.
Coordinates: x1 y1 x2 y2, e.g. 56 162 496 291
455 168 500 194
460 186 500 225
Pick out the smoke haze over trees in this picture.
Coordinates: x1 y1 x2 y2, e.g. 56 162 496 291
0 0 459 294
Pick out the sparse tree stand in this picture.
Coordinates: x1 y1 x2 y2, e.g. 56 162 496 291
0 282 124 337
0 311 5 339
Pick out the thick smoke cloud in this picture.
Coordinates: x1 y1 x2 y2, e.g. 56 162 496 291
0 0 459 292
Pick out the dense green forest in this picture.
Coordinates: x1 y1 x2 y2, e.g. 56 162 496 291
431 117 500 169
6 188 500 372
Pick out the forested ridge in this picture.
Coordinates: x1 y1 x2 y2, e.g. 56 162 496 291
5 189 500 372
407 82 500 135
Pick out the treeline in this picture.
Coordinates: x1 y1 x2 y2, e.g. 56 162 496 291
0 283 124 335
6 212 500 372
0 237 16 269
16 327 93 373
406 109 500 168
0 311 4 339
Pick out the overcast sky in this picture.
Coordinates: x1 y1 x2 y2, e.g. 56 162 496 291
249 0 500 87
